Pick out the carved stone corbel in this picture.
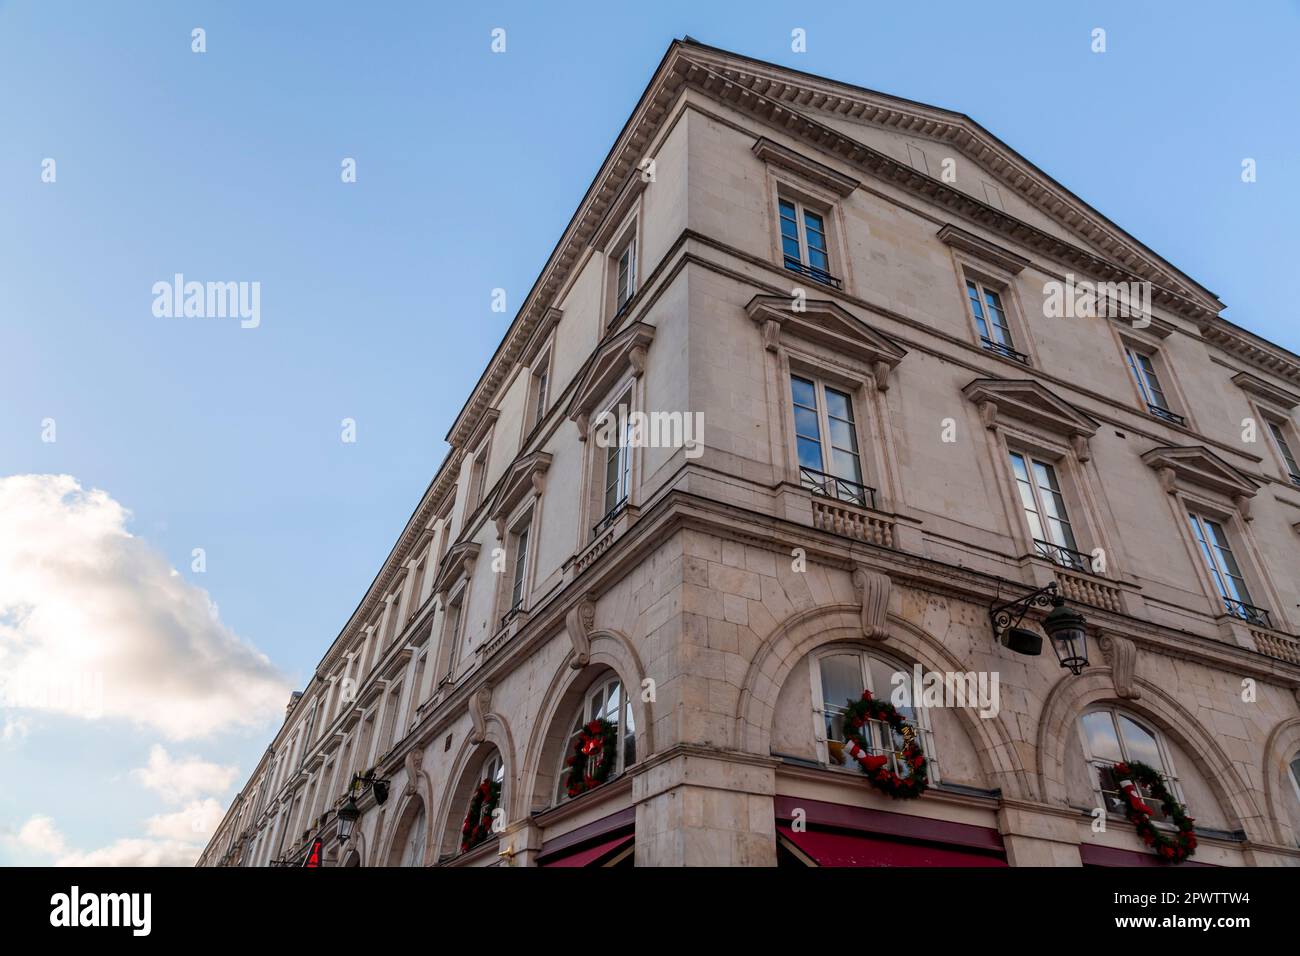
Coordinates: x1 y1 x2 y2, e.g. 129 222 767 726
468 684 492 744
977 400 998 431
761 318 781 352
1098 633 1141 700
402 749 424 797
494 516 506 542
872 360 891 392
1234 494 1253 522
565 596 596 668
1156 466 1177 495
1070 433 1091 464
575 410 590 442
629 345 648 378
852 566 890 640
530 470 546 497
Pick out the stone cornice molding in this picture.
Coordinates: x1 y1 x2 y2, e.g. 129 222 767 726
568 322 656 438
1142 445 1259 502
751 136 860 196
589 174 648 252
937 223 1029 276
430 540 481 598
457 407 499 453
487 451 552 535
1201 323 1300 387
745 294 906 389
1232 370 1300 410
961 378 1100 455
519 307 563 368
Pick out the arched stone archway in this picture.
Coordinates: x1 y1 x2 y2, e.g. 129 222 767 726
733 604 1031 800
521 628 653 815
1036 670 1265 841
1261 716 1300 845
380 793 430 867
434 720 516 861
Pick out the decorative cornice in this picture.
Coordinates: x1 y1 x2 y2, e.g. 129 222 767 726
431 540 481 598
961 378 1100 445
1232 370 1300 410
487 451 552 532
1141 445 1258 500
1200 322 1300 387
937 223 1029 276
751 136 860 196
745 293 906 389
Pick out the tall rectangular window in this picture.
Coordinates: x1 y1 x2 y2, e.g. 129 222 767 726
779 198 833 284
1009 452 1084 570
603 428 630 516
615 240 636 314
1125 346 1185 425
531 354 550 428
510 523 529 611
1268 420 1300 483
966 279 1020 362
792 374 867 507
1187 512 1260 621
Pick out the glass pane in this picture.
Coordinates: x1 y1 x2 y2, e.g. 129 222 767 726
819 654 863 742
831 448 862 484
1080 711 1122 762
623 700 636 768
1118 716 1162 769
793 405 821 441
827 417 856 452
823 387 853 422
796 437 823 471
790 376 817 409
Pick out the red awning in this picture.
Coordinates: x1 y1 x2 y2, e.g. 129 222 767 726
778 824 1007 867
541 833 634 868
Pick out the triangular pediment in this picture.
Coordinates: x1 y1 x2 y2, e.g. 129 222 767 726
487 451 552 524
745 294 906 369
674 40 1222 318
962 378 1099 438
568 322 655 425
1141 445 1258 499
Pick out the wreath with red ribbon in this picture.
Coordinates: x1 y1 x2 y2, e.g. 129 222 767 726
459 777 501 853
838 690 928 799
564 718 618 798
1110 761 1196 863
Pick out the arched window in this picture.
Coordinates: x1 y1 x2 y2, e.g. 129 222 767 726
554 675 636 805
396 802 427 867
1287 753 1300 805
810 649 939 782
1078 708 1182 821
459 751 506 855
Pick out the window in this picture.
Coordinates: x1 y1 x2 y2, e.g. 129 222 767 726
1079 709 1180 823
461 752 506 854
554 675 636 805
1267 419 1300 485
467 442 489 514
506 514 530 618
397 803 427 867
812 650 938 781
1125 346 1185 426
441 589 466 680
530 350 551 430
779 198 836 286
791 374 870 508
1008 451 1086 571
965 278 1025 363
615 239 636 315
599 407 632 528
1187 511 1268 625
1289 753 1300 804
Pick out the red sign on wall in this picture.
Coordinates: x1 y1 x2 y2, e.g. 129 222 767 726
303 838 322 868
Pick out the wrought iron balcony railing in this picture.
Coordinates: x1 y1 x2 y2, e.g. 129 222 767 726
1147 404 1187 427
800 466 877 510
979 337 1029 365
592 497 628 538
1033 539 1093 574
783 257 843 289
499 602 523 630
1222 598 1272 629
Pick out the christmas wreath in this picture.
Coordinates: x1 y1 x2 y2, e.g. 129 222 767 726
564 718 618 798
1110 761 1197 863
459 777 501 853
838 689 928 799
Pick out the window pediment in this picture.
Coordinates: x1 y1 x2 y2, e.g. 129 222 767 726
568 321 655 437
455 408 499 453
431 540 480 597
962 378 1099 452
488 451 551 532
746 294 906 389
1141 445 1258 501
1231 370 1300 410
937 224 1029 276
752 137 860 197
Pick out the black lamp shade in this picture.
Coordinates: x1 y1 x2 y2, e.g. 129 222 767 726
337 797 360 844
1043 596 1089 675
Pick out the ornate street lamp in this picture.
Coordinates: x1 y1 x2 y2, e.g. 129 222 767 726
337 797 360 844
989 582 1089 674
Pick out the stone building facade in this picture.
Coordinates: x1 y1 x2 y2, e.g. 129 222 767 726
199 40 1300 868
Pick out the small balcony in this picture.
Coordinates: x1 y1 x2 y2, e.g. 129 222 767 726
1032 538 1093 574
783 257 843 290
1146 404 1186 427
979 337 1029 365
1222 597 1272 630
800 466 876 510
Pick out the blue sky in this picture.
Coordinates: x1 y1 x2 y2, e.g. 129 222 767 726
1 1 1296 863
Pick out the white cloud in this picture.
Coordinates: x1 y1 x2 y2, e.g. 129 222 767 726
132 745 239 803
11 814 67 856
144 798 226 842
0 474 290 739
55 838 203 868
